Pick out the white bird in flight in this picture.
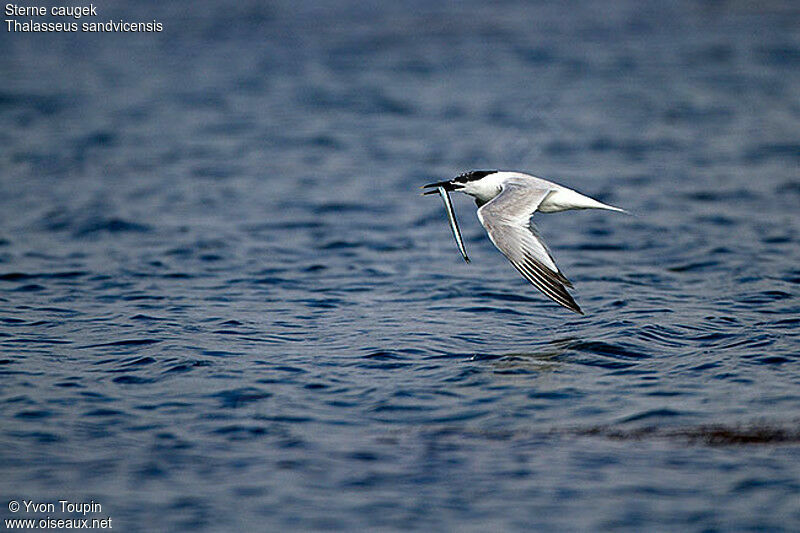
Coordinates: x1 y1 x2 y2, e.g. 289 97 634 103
422 170 625 314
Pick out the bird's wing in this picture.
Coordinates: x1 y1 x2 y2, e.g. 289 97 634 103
477 180 583 314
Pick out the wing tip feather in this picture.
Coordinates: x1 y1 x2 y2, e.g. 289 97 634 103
510 259 584 314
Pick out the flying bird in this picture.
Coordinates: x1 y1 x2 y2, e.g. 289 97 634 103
422 170 625 314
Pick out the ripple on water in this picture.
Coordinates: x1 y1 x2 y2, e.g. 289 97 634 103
211 387 272 409
568 339 650 360
81 339 162 349
112 375 156 385
575 422 800 446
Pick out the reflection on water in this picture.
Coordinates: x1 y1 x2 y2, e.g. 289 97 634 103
476 337 578 371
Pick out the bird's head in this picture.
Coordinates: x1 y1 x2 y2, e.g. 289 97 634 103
421 169 498 195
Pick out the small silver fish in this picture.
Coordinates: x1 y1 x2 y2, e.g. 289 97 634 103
436 186 470 263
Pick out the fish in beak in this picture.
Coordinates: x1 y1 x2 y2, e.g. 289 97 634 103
421 179 459 194
421 182 470 263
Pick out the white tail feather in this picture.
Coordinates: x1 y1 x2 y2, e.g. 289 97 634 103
539 188 626 213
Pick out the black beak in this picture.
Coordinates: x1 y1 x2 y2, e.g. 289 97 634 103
421 180 456 195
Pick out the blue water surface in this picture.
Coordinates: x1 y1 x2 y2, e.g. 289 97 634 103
1 0 799 531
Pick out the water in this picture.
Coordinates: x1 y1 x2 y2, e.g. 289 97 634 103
1 0 799 530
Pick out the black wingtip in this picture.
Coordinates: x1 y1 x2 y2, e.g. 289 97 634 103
562 295 583 315
510 257 585 315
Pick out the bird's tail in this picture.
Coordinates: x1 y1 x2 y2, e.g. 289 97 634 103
573 192 627 213
543 189 628 214
592 200 628 214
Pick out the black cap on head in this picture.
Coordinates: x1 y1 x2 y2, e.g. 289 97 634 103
453 170 498 183
421 170 498 194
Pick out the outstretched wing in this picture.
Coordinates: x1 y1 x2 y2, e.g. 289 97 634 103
477 181 583 314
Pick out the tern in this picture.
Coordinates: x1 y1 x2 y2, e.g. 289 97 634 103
422 170 625 314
